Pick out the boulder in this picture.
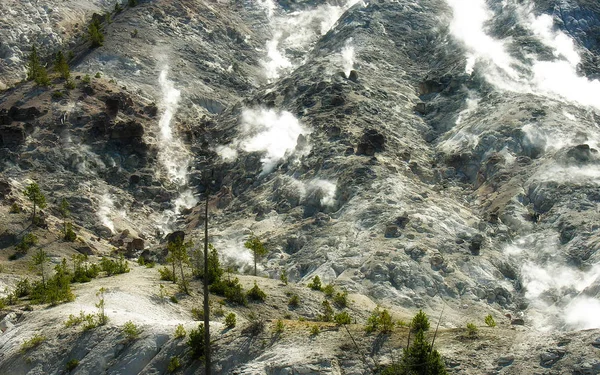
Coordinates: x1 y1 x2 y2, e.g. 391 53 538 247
166 231 185 244
0 179 10 198
8 106 42 121
566 144 598 163
348 70 358 82
110 120 144 140
356 129 385 156
0 123 26 146
384 224 400 238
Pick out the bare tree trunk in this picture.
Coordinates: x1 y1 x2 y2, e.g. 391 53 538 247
203 176 211 375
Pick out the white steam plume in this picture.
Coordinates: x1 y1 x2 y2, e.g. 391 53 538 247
157 68 193 184
445 0 600 110
341 38 355 77
504 232 600 330
217 108 311 174
97 194 127 234
156 67 198 233
305 179 337 207
260 0 364 81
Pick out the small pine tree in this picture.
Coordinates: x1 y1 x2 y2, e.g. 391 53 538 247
55 51 70 80
88 19 104 47
187 323 205 359
484 314 496 327
167 237 192 294
307 275 322 291
280 269 288 285
245 233 267 276
225 313 236 329
411 309 430 332
27 45 50 86
23 182 47 225
31 248 49 288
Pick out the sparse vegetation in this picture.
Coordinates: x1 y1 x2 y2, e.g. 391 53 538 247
170 295 178 304
167 356 181 373
71 254 99 283
323 283 335 297
55 51 70 80
310 325 320 336
225 313 236 328
96 287 108 325
88 18 104 47
66 359 79 371
192 307 204 321
82 74 91 84
307 275 322 291
193 243 223 284
158 266 175 281
20 334 46 352
100 255 130 275
288 293 300 308
245 233 268 276
27 45 50 86
319 300 334 322
187 323 206 359
15 233 38 255
9 202 21 213
333 291 348 308
280 269 288 285
209 277 247 306
411 309 430 332
95 72 102 79
382 310 447 375
247 281 266 302
167 237 192 294
365 306 394 334
122 320 141 340
23 182 47 225
174 324 186 338
466 322 478 338
274 319 284 334
334 311 352 325
115 2 123 12
484 314 496 327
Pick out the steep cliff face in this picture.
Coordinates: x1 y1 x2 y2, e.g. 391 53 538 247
1 0 600 373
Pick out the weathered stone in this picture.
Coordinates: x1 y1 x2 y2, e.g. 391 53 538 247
348 70 358 82
384 224 400 238
166 231 185 244
0 123 25 146
497 355 514 367
356 129 385 156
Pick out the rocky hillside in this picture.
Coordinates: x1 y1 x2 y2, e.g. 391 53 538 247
1 0 600 373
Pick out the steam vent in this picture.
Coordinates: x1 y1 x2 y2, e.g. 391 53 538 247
2 0 600 374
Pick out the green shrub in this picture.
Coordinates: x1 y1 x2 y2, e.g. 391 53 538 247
187 323 205 359
310 325 319 336
170 295 178 304
280 269 288 285
82 74 91 84
484 314 496 327
191 307 204 321
115 2 123 12
71 254 99 283
193 243 223 284
307 275 322 291
334 311 352 325
167 356 181 373
15 233 38 254
247 281 266 302
319 300 334 322
66 359 79 371
225 313 236 329
365 306 394 333
322 283 335 297
333 291 348 308
100 255 130 276
65 80 76 90
20 334 46 352
52 91 64 99
122 320 141 340
174 324 186 338
158 266 175 281
382 330 447 375
210 277 247 306
95 72 102 78
88 19 104 47
64 222 77 241
274 319 284 334
9 203 21 213
411 309 430 332
15 278 32 298
288 293 300 308
466 322 478 338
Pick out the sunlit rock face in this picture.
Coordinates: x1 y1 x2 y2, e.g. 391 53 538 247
1 0 600 373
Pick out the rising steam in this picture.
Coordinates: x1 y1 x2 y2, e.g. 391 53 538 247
341 39 355 77
446 0 600 110
217 108 311 174
259 0 364 80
